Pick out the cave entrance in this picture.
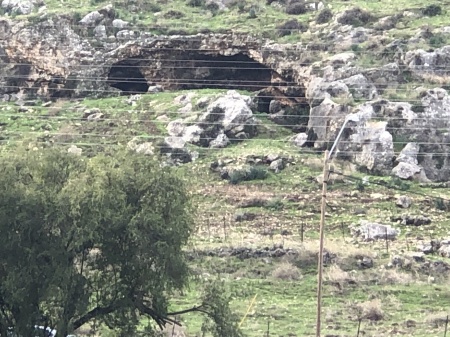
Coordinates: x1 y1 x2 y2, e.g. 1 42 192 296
107 61 149 94
172 53 273 91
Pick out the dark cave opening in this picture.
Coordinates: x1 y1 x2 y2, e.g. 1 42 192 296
107 61 149 94
172 53 273 91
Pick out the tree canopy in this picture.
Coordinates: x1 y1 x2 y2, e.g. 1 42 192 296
0 148 242 337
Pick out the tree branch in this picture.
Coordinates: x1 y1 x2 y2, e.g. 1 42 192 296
167 305 210 316
71 304 118 331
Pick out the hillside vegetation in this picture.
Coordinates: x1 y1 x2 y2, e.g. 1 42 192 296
2 0 450 336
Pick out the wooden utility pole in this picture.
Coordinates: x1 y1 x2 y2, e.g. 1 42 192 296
316 150 330 337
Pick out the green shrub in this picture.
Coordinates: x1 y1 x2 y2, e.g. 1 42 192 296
316 8 332 24
205 1 221 15
337 7 373 27
429 33 447 48
423 4 442 17
248 7 257 18
286 2 307 15
228 166 268 184
187 0 206 7
277 19 307 37
163 10 185 19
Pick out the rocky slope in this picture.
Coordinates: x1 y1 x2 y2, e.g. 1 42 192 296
3 1 450 181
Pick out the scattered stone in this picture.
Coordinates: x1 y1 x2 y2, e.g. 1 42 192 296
438 243 450 258
357 256 374 269
79 11 104 26
67 145 82 156
395 195 412 208
86 112 104 121
342 74 378 100
147 85 163 93
350 220 399 241
238 198 269 208
1 0 44 15
269 158 284 173
186 246 300 260
234 212 257 222
158 137 192 164
134 142 154 155
392 162 422 180
391 214 431 226
124 94 142 106
290 133 308 148
417 239 440 255
112 19 129 29
209 132 230 148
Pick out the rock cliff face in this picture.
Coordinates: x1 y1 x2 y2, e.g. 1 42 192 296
3 6 450 181
0 17 307 101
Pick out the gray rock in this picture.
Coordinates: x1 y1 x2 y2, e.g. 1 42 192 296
342 74 378 100
357 256 374 269
209 132 230 148
86 112 104 121
396 143 420 165
269 100 282 114
392 162 421 180
182 124 204 144
112 19 129 29
79 11 104 26
116 30 135 41
195 96 210 109
269 159 284 173
439 244 450 258
134 142 154 155
234 212 257 222
167 120 185 137
265 153 280 163
350 220 399 241
147 85 163 93
347 105 394 173
159 137 192 164
94 25 107 39
1 0 43 15
67 145 82 156
291 132 308 148
396 195 412 208
307 97 349 149
199 90 256 141
391 214 431 226
363 63 401 94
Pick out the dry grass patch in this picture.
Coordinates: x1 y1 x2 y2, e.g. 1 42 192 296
425 311 450 328
377 268 414 285
324 264 356 288
271 262 302 281
354 299 385 322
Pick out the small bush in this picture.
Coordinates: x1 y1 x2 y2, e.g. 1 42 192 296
356 299 384 321
187 0 205 7
277 19 307 37
247 166 268 180
248 7 257 18
228 166 268 184
163 10 185 19
423 4 442 17
316 8 332 24
146 2 163 12
271 262 302 280
205 1 220 15
285 2 307 15
228 0 247 12
429 33 447 48
264 198 284 210
337 7 373 27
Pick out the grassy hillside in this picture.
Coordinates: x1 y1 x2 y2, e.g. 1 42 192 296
4 0 450 336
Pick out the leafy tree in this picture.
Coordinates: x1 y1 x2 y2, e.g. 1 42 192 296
0 148 242 337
